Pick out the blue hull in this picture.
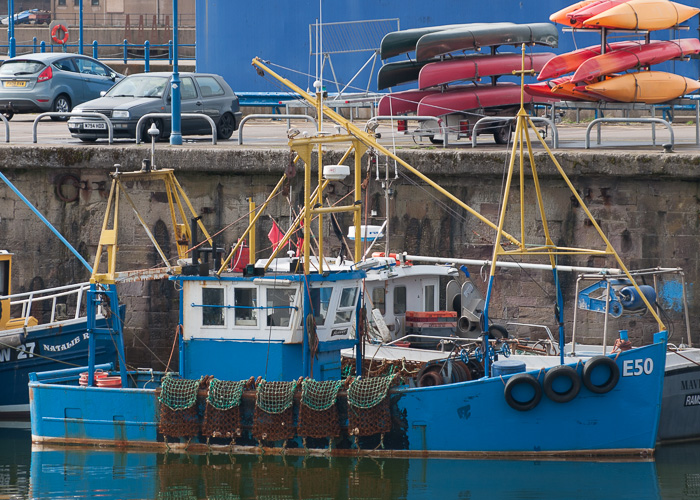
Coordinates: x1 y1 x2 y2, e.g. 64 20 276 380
0 318 116 417
29 341 666 457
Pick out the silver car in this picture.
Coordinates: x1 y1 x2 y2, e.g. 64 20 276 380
68 72 243 142
0 52 122 120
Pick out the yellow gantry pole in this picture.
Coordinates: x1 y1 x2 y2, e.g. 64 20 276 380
248 198 256 262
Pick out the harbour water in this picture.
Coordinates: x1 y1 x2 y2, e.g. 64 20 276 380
2 422 700 500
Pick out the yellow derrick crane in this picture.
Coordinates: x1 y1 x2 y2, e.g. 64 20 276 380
91 168 213 285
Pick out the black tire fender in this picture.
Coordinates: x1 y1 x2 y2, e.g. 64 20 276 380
543 365 581 403
488 324 509 339
504 373 542 411
582 356 620 394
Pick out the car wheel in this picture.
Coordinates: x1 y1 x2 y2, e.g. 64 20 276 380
2 111 13 121
50 94 72 121
216 112 236 140
493 123 512 145
140 118 164 142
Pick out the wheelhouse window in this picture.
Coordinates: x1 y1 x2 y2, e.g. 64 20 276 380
335 287 358 323
424 285 435 312
394 286 407 315
267 288 295 327
202 288 224 326
310 287 332 326
235 288 257 326
371 287 385 315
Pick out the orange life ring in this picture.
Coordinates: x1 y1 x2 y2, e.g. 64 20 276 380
51 24 69 45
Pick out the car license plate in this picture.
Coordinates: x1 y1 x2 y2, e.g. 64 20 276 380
83 123 106 130
4 81 26 87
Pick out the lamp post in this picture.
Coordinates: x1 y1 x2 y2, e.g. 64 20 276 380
8 0 14 57
170 0 182 145
79 0 83 54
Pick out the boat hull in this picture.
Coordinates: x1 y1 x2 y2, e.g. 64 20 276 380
537 41 640 80
416 84 522 117
657 349 700 443
583 0 700 30
29 340 666 456
585 71 700 103
572 39 700 82
377 88 444 115
418 52 555 89
415 23 559 62
0 318 116 418
377 59 435 90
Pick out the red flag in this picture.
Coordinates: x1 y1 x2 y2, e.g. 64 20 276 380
267 220 284 249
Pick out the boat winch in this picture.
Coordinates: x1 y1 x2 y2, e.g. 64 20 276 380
577 278 657 317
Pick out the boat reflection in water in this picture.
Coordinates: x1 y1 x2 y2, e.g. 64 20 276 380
28 445 662 500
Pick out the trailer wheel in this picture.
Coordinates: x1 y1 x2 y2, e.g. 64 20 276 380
428 135 443 145
493 123 512 145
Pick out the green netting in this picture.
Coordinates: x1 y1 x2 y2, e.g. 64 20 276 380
206 379 245 410
158 376 201 411
301 379 343 411
347 375 395 409
255 380 298 414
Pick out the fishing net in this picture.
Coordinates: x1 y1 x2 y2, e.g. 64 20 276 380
202 378 246 439
297 379 343 439
347 375 395 437
342 357 424 383
251 380 298 442
158 376 203 438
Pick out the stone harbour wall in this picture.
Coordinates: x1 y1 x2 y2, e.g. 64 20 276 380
1 144 699 368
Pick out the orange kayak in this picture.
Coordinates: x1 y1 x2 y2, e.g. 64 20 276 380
568 0 633 24
585 71 700 103
550 0 599 28
572 38 700 82
583 0 700 30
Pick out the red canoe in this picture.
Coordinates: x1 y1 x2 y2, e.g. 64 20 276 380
378 89 445 115
416 83 530 117
418 52 555 89
572 38 700 82
537 41 639 80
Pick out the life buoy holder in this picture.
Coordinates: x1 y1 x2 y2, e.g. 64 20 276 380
582 356 619 394
51 24 69 45
504 373 542 411
543 365 581 403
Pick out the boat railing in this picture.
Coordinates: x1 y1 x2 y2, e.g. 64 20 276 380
1 282 91 327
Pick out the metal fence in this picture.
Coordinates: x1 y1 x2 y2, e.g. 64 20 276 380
1 37 195 64
52 12 196 28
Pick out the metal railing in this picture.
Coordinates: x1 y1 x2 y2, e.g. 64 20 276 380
238 114 318 145
1 281 91 328
3 37 195 65
471 116 559 149
33 111 112 143
135 112 217 144
585 117 674 149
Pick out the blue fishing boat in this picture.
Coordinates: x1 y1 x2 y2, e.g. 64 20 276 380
28 53 668 457
0 251 117 418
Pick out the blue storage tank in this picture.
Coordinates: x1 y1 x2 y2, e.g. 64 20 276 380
492 359 526 377
195 0 699 92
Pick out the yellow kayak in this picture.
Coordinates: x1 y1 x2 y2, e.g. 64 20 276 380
583 0 700 30
585 71 700 103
